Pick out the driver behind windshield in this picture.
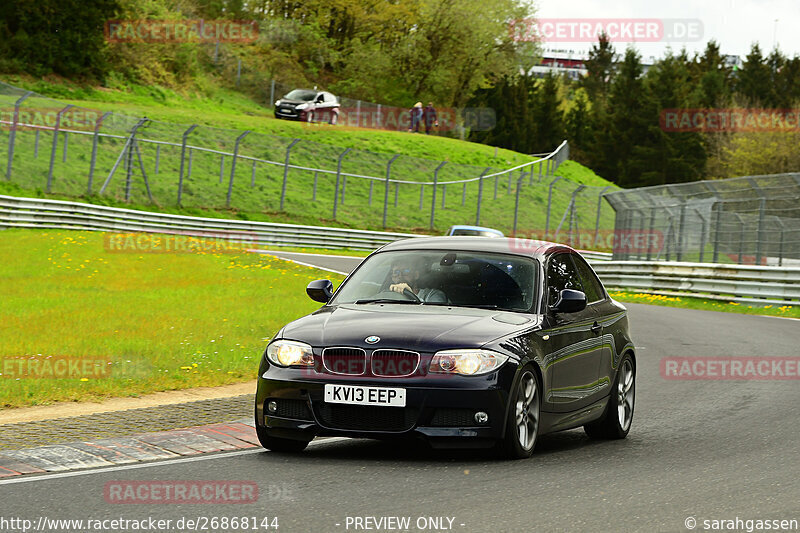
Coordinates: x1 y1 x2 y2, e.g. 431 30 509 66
388 257 447 303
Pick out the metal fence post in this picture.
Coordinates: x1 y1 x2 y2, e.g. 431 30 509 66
34 130 39 159
544 176 562 239
712 202 722 263
6 91 32 180
461 182 467 206
332 147 351 219
430 161 447 230
226 130 251 207
47 105 74 193
279 138 301 211
696 209 707 263
476 168 490 225
755 197 767 266
155 145 160 175
376 104 382 128
677 204 687 261
87 111 112 195
356 100 361 128
593 186 611 248
419 184 424 210
177 124 198 205
513 174 524 235
270 79 276 106
646 208 656 261
383 155 400 228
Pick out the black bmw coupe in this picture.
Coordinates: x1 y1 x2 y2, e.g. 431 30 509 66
255 237 636 459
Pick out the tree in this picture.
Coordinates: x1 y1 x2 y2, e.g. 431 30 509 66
581 32 615 109
0 0 121 78
603 47 659 187
531 73 564 151
736 43 772 105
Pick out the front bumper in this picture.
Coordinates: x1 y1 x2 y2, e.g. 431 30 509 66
255 364 518 448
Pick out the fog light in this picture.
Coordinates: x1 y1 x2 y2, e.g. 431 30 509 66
474 411 489 424
268 401 278 413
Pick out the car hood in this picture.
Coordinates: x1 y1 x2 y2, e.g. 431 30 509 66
278 98 312 106
280 304 540 351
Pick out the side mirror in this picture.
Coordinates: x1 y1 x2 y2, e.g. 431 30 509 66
307 279 333 303
550 289 587 314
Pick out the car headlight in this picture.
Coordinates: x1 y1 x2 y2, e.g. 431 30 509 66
266 340 314 367
296 103 309 110
429 349 509 376
275 100 282 106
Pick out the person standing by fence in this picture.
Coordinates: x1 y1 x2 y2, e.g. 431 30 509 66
409 102 423 133
423 102 438 135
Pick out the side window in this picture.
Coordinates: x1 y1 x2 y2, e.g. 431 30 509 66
546 254 583 306
572 255 605 303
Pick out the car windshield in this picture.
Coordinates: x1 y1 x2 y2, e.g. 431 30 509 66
284 89 317 101
450 228 503 237
331 250 537 312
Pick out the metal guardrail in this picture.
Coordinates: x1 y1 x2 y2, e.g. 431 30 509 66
591 261 800 306
0 195 421 251
3 194 797 305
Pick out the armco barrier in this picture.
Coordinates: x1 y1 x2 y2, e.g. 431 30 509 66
592 261 800 306
0 195 420 250
3 195 797 306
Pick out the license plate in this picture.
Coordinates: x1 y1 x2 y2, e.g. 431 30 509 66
324 384 406 407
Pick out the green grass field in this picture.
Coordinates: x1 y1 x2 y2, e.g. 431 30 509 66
0 228 345 408
0 76 618 240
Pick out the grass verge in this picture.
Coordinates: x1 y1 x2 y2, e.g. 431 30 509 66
0 228 344 408
609 291 798 319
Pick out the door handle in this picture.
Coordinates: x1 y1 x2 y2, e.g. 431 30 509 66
591 322 602 334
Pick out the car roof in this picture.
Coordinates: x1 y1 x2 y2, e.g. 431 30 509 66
448 225 503 233
378 236 577 259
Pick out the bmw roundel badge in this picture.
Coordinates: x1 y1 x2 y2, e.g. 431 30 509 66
365 336 380 344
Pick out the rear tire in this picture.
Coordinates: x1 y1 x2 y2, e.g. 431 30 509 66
584 353 635 439
256 425 310 452
497 366 540 459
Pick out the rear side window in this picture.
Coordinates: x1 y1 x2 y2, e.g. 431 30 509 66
572 255 605 303
546 253 583 306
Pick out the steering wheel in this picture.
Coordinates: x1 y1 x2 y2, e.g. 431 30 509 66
373 289 421 303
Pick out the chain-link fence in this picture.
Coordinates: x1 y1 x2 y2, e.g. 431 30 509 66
0 80 619 238
605 174 800 265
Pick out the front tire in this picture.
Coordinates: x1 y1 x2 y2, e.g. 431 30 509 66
256 425 310 452
584 353 635 439
497 367 540 459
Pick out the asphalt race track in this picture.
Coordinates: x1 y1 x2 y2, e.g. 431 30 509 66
2 252 798 533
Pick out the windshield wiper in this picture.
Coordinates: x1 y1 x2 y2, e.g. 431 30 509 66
354 298 422 305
